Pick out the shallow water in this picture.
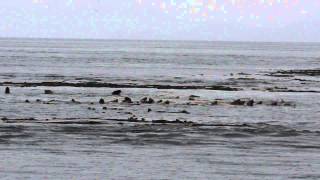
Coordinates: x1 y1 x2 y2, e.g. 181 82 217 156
0 38 320 179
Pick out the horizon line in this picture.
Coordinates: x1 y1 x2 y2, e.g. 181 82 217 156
0 36 319 44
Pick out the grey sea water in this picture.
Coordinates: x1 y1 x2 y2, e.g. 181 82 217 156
0 38 320 179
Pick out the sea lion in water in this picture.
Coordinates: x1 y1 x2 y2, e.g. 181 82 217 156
112 90 122 95
247 100 254 106
44 90 53 94
99 98 105 104
140 97 155 104
231 99 246 106
123 97 133 103
5 87 10 94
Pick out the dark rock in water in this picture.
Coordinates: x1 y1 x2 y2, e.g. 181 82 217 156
257 101 263 105
71 99 81 104
44 90 53 94
280 100 295 107
36 99 41 102
164 100 170 105
1 117 8 121
111 99 119 103
211 101 218 105
112 90 122 96
271 101 278 106
269 69 320 77
247 100 254 106
140 97 155 104
265 87 273 92
285 102 296 107
5 87 10 94
238 72 251 75
149 98 155 104
25 99 30 103
157 100 163 103
190 95 200 98
180 110 190 114
151 119 194 125
283 102 292 106
140 97 147 103
99 98 105 104
123 97 133 103
102 107 107 110
0 81 239 91
88 107 96 110
148 108 152 112
140 97 148 103
189 95 200 101
152 119 171 124
231 99 246 106
128 116 138 122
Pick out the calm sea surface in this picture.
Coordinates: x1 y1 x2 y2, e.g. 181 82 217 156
0 38 320 179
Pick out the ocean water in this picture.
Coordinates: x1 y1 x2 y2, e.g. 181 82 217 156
0 38 320 179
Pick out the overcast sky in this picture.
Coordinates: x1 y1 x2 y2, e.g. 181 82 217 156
0 0 319 42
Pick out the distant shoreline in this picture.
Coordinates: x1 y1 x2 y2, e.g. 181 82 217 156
0 36 319 44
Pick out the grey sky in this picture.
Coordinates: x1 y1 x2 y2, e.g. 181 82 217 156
0 0 319 42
